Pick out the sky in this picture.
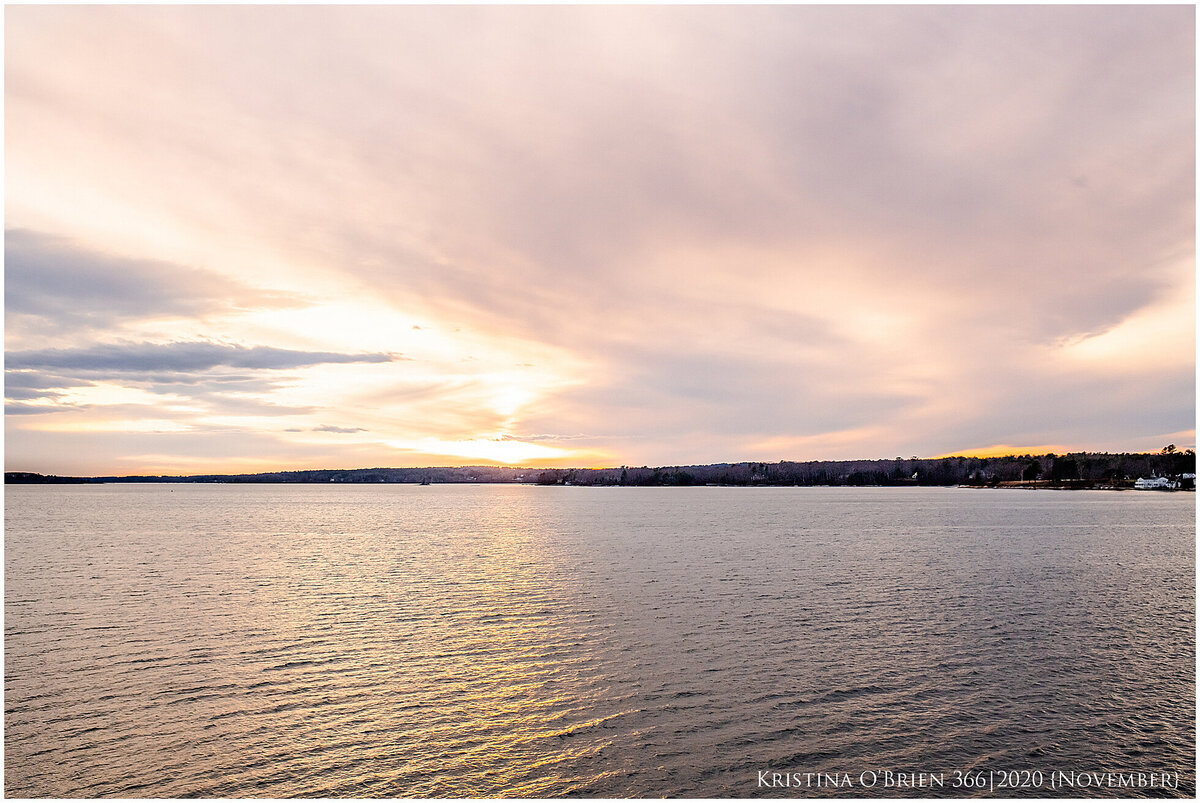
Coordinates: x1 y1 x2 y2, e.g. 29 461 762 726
5 5 1195 476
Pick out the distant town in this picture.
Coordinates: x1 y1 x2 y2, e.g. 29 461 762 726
7 448 1195 490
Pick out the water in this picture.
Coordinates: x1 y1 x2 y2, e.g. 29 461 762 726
4 484 1194 797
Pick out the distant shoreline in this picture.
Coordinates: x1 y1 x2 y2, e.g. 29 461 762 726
5 479 1195 493
6 450 1195 490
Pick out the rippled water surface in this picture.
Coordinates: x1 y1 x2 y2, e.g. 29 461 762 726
5 485 1195 797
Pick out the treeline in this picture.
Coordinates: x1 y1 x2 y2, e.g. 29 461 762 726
4 466 532 484
4 471 91 484
6 450 1195 486
529 450 1196 487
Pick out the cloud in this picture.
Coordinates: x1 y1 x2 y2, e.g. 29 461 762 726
243 4 1186 350
498 433 592 442
313 425 367 434
5 387 65 401
4 371 93 392
4 343 398 426
5 229 304 337
5 403 69 416
7 341 400 374
3 367 310 415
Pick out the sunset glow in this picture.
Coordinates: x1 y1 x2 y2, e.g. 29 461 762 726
5 6 1194 475
385 438 578 467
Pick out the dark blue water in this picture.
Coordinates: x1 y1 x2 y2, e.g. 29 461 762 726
5 485 1194 797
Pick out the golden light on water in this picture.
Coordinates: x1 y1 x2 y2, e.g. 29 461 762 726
8 481 1195 796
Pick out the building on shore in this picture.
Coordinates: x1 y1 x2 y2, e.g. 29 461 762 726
1134 476 1178 490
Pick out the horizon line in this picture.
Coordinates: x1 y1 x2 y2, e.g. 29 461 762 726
7 448 1193 480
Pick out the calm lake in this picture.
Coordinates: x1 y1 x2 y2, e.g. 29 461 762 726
4 484 1195 797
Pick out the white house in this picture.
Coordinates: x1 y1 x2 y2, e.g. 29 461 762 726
1134 476 1176 490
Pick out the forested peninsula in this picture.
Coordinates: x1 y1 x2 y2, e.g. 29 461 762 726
7 449 1195 489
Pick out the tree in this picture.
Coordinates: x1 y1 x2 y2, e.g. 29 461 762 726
1050 458 1078 481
